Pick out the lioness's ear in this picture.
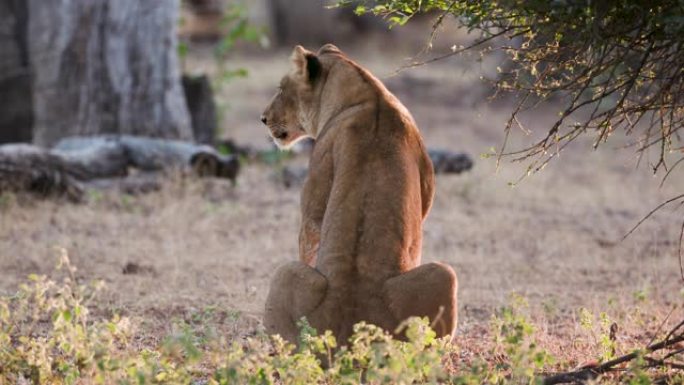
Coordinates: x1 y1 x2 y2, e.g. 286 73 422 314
290 45 321 83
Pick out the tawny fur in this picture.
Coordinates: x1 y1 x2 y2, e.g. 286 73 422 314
261 44 458 344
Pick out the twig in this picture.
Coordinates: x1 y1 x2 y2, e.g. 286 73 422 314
662 347 684 361
664 319 684 343
390 28 516 76
647 307 676 347
420 0 458 57
542 321 684 385
679 218 684 282
622 193 684 240
644 356 684 371
659 156 684 188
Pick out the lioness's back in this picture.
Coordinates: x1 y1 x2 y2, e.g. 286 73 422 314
310 52 429 284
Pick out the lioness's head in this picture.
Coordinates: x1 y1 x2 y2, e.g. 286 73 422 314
260 44 340 149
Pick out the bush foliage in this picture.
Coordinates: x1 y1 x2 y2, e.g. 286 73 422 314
348 1 684 176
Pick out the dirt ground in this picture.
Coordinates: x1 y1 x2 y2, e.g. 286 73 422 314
1 38 683 350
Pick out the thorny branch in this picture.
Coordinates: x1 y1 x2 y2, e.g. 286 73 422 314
542 319 684 384
387 4 684 184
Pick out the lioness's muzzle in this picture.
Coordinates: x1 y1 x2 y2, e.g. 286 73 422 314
272 130 288 140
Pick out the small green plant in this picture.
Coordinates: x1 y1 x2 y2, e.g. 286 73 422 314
119 194 138 213
177 1 267 138
598 313 618 362
259 147 295 166
86 189 104 204
0 248 130 384
211 2 267 100
579 307 619 362
490 296 553 384
625 351 651 385
633 287 650 303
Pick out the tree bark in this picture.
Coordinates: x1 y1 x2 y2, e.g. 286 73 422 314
182 75 217 145
0 144 83 200
28 0 192 146
0 0 33 144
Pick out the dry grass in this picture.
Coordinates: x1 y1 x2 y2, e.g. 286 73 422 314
2 43 684 375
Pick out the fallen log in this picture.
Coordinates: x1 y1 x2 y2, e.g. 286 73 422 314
428 149 474 174
53 138 129 180
0 144 83 200
54 136 239 180
276 150 474 188
0 136 240 198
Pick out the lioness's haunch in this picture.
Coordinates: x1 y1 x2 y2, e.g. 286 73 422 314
261 44 458 344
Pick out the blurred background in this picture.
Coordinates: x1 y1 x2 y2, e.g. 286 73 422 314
0 0 485 147
0 0 682 338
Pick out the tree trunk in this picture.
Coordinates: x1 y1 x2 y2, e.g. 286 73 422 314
182 75 217 145
28 0 192 146
0 0 33 144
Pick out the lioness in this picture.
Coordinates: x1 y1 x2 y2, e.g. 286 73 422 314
261 44 458 344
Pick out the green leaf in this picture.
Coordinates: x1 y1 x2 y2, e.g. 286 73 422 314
177 42 188 59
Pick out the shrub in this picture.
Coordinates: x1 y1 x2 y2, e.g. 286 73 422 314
1 251 681 384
